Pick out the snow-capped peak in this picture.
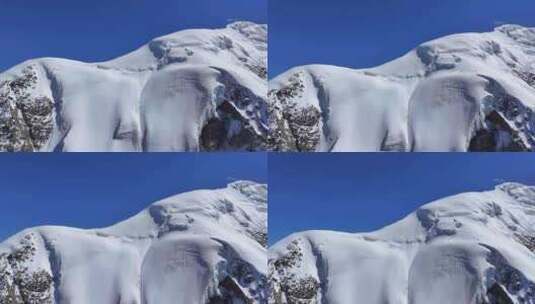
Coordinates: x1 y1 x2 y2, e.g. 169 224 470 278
269 24 535 152
270 183 535 304
105 21 267 72
496 181 535 198
495 24 535 44
0 22 268 152
226 21 268 50
0 182 267 303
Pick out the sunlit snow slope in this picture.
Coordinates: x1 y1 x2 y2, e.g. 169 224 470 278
0 181 267 304
269 25 535 152
0 22 267 152
269 183 535 304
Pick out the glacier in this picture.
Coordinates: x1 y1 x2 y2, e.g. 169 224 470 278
269 183 535 304
0 21 267 152
269 25 535 152
0 181 267 304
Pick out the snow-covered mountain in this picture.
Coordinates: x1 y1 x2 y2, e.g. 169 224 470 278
269 183 535 304
0 181 267 303
269 25 535 151
0 21 267 152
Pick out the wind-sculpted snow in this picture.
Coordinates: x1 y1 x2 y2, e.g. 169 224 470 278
0 21 267 152
0 181 267 303
269 183 535 304
269 24 535 151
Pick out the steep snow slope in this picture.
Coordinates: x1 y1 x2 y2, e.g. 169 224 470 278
269 25 535 151
0 181 267 303
0 21 267 152
269 183 535 304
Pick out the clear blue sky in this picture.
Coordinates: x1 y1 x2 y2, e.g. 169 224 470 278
0 0 267 72
0 153 266 242
269 0 535 77
268 153 535 245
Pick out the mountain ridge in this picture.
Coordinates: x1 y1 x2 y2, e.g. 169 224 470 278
268 25 535 152
269 183 535 304
0 181 267 303
0 21 268 152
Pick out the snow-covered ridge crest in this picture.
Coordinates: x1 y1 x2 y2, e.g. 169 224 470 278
269 183 535 304
0 21 267 152
269 24 535 152
0 181 267 303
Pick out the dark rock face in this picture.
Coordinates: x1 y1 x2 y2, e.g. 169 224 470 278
201 118 227 151
17 97 54 150
469 75 535 152
0 234 53 304
227 181 267 248
211 242 267 304
516 234 535 252
208 277 254 304
483 245 535 304
268 72 321 152
199 100 260 152
239 54 267 80
0 66 54 152
250 230 268 248
200 69 268 152
246 64 267 80
271 240 303 271
514 69 535 87
486 284 514 304
469 111 527 151
266 101 296 152
284 106 321 152
281 277 320 304
269 239 320 304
